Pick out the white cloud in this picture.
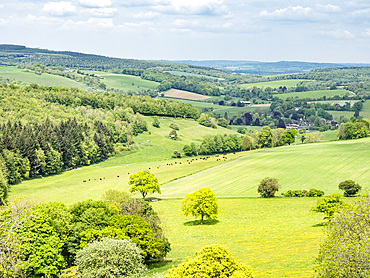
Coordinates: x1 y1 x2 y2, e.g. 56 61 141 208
260 6 312 20
132 11 160 19
62 17 115 29
315 4 341 13
154 0 228 15
362 28 370 37
42 1 76 16
0 4 4 9
79 0 112 8
88 7 117 17
352 8 370 16
320 29 355 39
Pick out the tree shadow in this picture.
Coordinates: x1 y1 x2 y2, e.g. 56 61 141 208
183 219 220 226
312 222 328 227
146 258 176 271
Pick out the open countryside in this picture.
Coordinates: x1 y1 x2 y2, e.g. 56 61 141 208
0 45 369 278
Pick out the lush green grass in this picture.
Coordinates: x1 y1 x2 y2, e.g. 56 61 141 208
240 79 308 89
361 100 370 119
328 110 355 120
9 117 239 204
149 198 325 277
160 137 370 198
275 89 350 100
85 71 159 92
0 66 89 90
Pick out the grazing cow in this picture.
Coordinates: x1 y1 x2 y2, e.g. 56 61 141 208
100 178 102 180
117 175 119 178
83 180 86 182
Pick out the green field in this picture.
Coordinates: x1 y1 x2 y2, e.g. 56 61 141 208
361 100 370 118
150 198 324 277
85 71 159 92
240 79 308 89
275 89 351 100
0 66 89 90
8 116 370 278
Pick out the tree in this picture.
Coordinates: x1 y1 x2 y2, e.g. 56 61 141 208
169 129 178 140
129 169 161 199
315 195 370 277
75 238 147 278
240 135 255 151
338 179 361 197
164 245 254 278
310 194 346 220
280 128 297 145
217 117 228 128
257 177 281 198
181 188 219 225
152 116 160 128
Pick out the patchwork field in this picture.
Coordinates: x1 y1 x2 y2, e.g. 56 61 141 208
163 89 211 100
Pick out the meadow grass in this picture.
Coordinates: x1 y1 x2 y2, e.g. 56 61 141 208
83 70 159 91
274 89 350 100
149 198 325 277
0 66 89 90
361 100 370 118
240 79 308 89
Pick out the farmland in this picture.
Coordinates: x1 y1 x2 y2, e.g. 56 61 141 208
240 79 308 89
0 66 89 90
163 89 211 100
274 89 351 100
8 112 370 277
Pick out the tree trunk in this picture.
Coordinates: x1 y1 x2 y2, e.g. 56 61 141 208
201 214 204 225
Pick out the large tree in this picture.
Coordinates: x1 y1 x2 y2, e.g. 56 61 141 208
129 169 161 199
181 188 219 225
257 177 281 198
315 195 370 277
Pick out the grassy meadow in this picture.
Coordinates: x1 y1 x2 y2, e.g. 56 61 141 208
275 89 351 100
84 71 159 92
0 66 89 90
240 79 308 89
8 115 370 277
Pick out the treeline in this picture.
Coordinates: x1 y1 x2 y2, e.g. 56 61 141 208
181 126 318 157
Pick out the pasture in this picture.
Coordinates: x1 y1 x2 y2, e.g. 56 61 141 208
8 115 370 278
240 79 308 89
0 66 89 90
84 71 159 92
274 89 351 100
150 198 324 277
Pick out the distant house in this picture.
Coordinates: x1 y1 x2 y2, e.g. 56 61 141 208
240 101 251 105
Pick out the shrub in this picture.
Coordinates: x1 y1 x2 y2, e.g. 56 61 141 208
169 123 179 130
310 194 346 220
307 188 325 197
338 179 361 197
257 177 281 198
164 245 254 278
169 129 178 140
76 238 146 278
283 189 305 197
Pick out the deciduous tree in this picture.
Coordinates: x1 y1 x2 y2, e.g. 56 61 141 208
129 169 161 199
181 188 219 225
257 177 281 198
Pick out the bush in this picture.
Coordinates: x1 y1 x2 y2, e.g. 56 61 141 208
310 194 346 220
257 177 281 198
76 238 146 278
169 129 178 140
169 123 179 130
307 188 325 197
164 245 254 278
338 179 361 197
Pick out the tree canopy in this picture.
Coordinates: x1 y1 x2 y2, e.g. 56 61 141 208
181 188 219 225
129 169 161 199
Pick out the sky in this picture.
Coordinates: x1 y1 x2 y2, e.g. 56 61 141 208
0 0 369 63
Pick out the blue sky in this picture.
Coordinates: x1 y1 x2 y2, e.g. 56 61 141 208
0 0 369 62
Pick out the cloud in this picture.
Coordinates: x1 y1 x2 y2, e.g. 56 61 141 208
315 4 341 13
42 1 76 16
62 17 115 29
87 7 117 17
319 29 355 39
79 0 112 8
352 8 370 17
132 11 160 19
362 28 370 37
260 6 312 21
0 4 3 9
154 0 229 16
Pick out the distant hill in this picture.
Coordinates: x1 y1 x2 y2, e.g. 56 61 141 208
161 60 370 74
